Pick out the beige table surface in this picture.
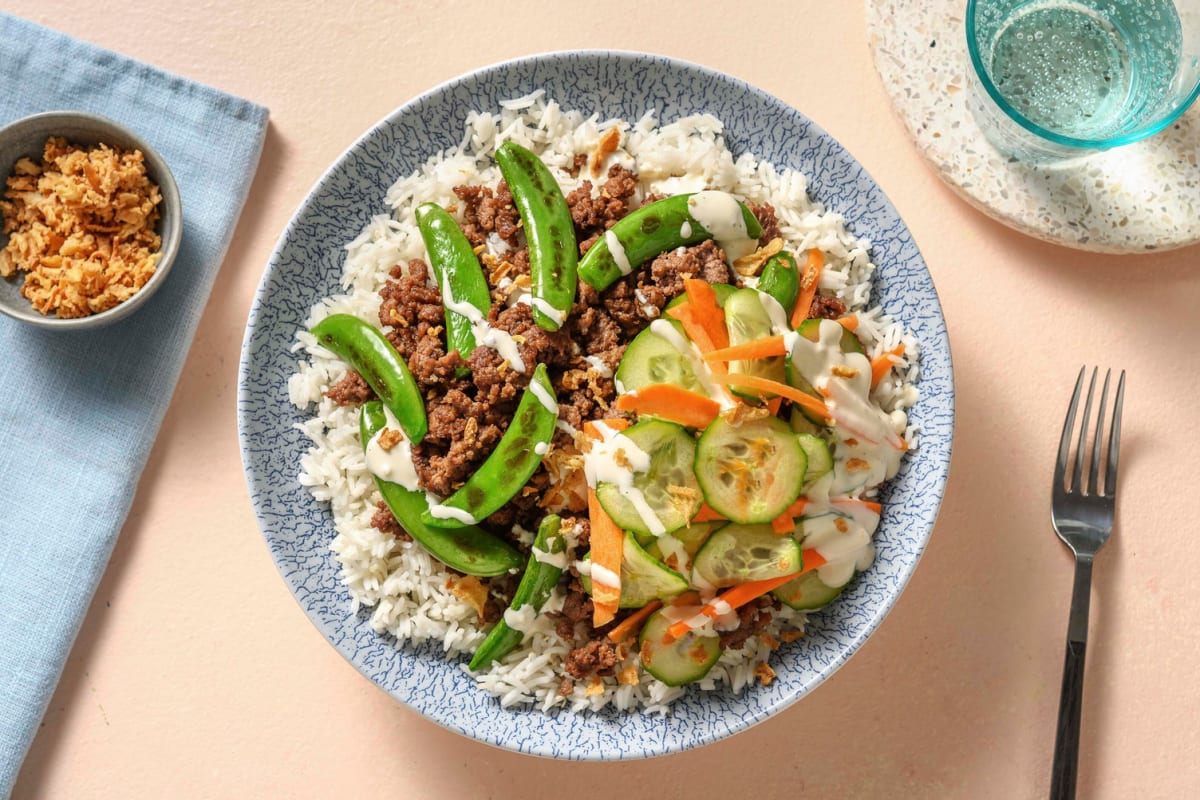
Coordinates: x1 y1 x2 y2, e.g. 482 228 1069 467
8 1 1200 798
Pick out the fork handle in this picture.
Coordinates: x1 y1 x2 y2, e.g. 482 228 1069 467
1050 556 1093 800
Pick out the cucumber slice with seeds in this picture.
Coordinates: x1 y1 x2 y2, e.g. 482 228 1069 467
646 520 723 575
639 607 721 686
580 532 689 608
595 419 700 537
615 320 703 395
692 523 803 587
694 414 806 524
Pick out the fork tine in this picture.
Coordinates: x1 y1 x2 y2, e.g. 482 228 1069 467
1105 370 1125 497
1055 367 1086 491
1087 370 1110 496
1070 368 1097 493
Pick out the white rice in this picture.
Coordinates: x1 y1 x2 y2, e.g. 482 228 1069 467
287 92 920 712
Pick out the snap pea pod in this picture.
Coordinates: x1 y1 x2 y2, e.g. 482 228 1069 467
421 363 558 528
757 251 799 317
468 514 565 670
578 193 763 291
359 402 523 576
312 314 427 443
495 142 577 332
415 202 492 362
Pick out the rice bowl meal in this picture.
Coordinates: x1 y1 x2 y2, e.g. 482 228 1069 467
287 91 921 713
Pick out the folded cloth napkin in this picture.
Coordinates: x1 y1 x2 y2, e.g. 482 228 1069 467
0 13 267 795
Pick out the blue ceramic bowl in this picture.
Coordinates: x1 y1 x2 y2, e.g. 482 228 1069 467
238 51 954 760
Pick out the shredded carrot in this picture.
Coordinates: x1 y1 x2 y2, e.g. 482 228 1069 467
765 396 783 416
607 600 662 643
664 549 829 641
692 503 727 523
837 314 859 332
703 335 787 363
666 303 720 360
789 249 825 328
683 279 730 352
769 497 808 534
583 420 630 627
615 384 720 429
870 344 906 388
716 373 830 421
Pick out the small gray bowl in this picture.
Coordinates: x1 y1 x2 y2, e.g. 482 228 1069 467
0 111 182 329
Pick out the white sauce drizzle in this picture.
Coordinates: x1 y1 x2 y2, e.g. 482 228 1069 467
528 379 559 415
529 296 566 327
503 604 538 634
531 545 569 570
680 219 693 238
534 441 549 455
364 407 421 491
424 495 478 525
583 355 613 378
590 562 621 589
555 419 579 437
758 291 791 334
606 229 634 275
686 191 758 265
582 421 665 536
440 276 527 373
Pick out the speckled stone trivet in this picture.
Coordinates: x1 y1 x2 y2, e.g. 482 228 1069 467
866 0 1200 253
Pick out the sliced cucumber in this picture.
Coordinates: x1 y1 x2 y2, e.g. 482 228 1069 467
772 569 848 611
796 318 865 354
615 320 703 394
724 288 786 395
646 520 723 575
664 282 736 310
595 419 700 537
694 414 806 524
796 433 833 488
580 532 689 608
789 406 823 436
639 607 721 686
692 523 803 587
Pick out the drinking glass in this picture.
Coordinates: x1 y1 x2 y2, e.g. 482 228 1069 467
966 0 1200 160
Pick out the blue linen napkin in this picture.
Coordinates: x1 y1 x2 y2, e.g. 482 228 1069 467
0 13 267 795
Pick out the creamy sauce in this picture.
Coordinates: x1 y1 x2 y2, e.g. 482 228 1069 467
582 421 665 536
590 562 621 589
634 288 660 319
440 275 527 373
555 419 580 438
364 406 421 491
532 544 569 569
534 441 549 456
424 495 478 525
517 295 566 327
680 220 693 238
606 229 634 276
503 604 538 634
757 291 791 334
686 191 758 265
648 319 737 410
583 355 613 378
528 379 559 415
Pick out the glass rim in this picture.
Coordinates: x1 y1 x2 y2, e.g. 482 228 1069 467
964 0 1200 150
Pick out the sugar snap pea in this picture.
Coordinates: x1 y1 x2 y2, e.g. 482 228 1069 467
415 202 492 363
421 363 558 528
359 402 523 576
495 142 578 332
311 314 427 443
757 251 799 316
577 193 763 291
468 514 565 670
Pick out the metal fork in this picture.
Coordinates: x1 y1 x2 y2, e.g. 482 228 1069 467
1049 366 1125 800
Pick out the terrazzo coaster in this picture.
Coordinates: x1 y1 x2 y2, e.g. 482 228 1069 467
866 0 1200 253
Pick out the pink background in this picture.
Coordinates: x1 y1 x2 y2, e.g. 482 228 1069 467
9 2 1200 797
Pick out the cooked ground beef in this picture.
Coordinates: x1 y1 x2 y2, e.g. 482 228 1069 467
647 239 732 295
808 292 847 321
325 369 374 406
565 164 639 240
370 500 412 541
749 201 781 247
564 638 619 679
453 182 521 248
380 259 444 357
718 595 780 650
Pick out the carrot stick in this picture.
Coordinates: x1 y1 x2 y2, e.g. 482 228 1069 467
716 373 830 421
683 279 729 352
666 303 719 357
607 600 663 643
837 314 859 332
664 549 829 641
789 249 825 328
615 384 721 429
703 335 787 363
691 503 727 523
583 420 630 627
769 497 808 534
765 396 783 416
869 344 906 388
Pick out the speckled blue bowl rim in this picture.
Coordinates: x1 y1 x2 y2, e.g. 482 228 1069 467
237 50 955 761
